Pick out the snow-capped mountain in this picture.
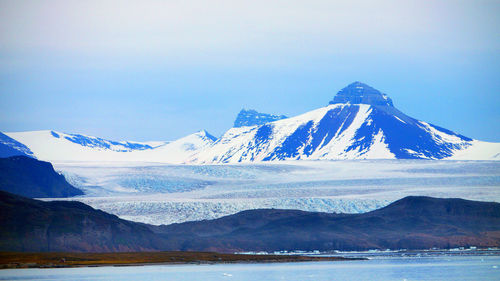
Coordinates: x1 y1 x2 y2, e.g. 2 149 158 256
4 130 216 163
3 82 498 163
0 132 35 158
234 109 288 127
191 82 500 163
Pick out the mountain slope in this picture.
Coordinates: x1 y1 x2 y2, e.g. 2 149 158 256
5 130 216 163
191 82 499 162
0 132 35 158
0 191 167 252
234 109 288 127
157 196 500 252
3 191 499 252
0 156 83 198
123 130 217 163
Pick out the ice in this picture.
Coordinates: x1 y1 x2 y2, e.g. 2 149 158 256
45 160 500 225
73 196 389 225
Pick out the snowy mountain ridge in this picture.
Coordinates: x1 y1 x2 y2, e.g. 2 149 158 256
48 130 159 152
4 130 216 163
190 82 499 163
3 82 499 163
0 132 36 158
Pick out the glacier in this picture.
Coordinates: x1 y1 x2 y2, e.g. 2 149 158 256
48 160 500 225
2 81 500 225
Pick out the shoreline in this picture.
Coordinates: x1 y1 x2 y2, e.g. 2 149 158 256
0 251 364 269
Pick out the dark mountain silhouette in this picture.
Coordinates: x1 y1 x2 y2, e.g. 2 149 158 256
0 191 168 252
158 196 500 252
1 191 499 252
0 156 83 198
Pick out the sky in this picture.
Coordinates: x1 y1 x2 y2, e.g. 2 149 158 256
0 0 499 142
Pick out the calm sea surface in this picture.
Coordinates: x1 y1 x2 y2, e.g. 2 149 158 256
1 255 499 281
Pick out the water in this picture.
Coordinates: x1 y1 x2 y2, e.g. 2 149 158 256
1 256 499 281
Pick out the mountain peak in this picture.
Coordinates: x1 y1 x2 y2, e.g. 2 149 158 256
329 81 394 107
195 130 217 142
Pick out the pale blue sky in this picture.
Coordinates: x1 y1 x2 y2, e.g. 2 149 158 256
1 0 499 141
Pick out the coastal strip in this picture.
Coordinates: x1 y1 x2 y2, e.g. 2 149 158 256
0 251 362 269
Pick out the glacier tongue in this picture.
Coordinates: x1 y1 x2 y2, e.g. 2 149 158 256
46 160 500 225
76 197 390 225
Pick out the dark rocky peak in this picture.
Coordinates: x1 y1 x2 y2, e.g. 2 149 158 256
329 81 394 107
234 109 288 128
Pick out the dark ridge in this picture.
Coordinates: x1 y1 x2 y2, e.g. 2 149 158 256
372 196 500 218
0 191 168 252
158 196 500 252
0 156 83 198
1 191 499 253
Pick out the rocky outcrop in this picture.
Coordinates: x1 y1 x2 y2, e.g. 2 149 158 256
234 109 287 127
329 81 394 107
